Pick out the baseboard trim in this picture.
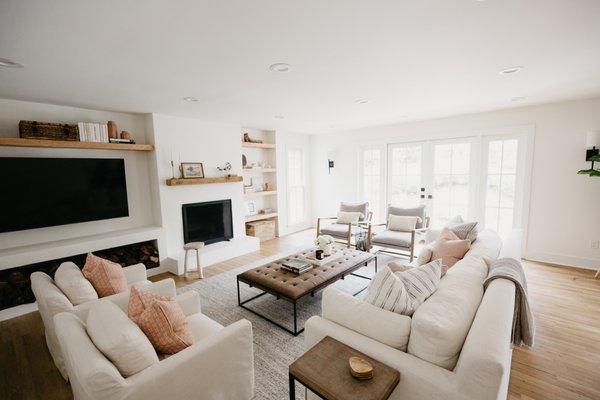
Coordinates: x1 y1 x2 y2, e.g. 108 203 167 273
524 251 600 271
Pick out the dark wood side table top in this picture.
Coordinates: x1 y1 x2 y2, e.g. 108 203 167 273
289 336 400 400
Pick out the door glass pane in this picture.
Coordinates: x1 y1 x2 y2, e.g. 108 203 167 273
389 144 422 208
432 142 471 227
484 139 519 237
362 148 382 221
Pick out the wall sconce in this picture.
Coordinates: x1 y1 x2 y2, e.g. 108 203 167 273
578 130 600 177
328 159 334 174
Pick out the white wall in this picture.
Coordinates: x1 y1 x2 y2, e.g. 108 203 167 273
276 130 314 235
311 97 600 270
149 114 259 272
0 99 156 250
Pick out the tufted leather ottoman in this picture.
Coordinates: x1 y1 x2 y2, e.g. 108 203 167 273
237 244 376 335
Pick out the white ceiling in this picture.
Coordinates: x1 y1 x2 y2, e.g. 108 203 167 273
1 0 600 134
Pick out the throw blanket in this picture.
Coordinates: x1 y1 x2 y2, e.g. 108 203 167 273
484 258 535 347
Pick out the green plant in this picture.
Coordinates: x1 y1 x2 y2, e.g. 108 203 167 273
578 154 600 176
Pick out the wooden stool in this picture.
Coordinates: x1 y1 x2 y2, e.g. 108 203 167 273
184 242 205 278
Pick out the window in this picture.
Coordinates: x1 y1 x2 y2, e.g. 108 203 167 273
361 148 383 221
388 144 422 207
287 149 305 225
484 139 518 237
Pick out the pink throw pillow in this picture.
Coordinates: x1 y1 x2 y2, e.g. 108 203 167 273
137 299 194 354
128 285 172 324
82 253 128 297
431 228 470 269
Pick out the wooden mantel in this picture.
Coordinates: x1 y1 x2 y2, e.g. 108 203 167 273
165 175 243 186
0 137 154 151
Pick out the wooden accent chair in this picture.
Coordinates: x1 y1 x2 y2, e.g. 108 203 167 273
316 202 373 248
367 205 430 261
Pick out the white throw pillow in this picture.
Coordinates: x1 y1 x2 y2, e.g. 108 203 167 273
86 300 159 377
416 246 433 266
364 259 442 316
388 215 420 232
337 211 361 224
54 262 98 305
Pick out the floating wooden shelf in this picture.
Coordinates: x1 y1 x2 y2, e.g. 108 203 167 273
245 212 278 222
244 190 277 197
242 168 276 173
166 175 243 186
242 142 275 149
0 137 154 151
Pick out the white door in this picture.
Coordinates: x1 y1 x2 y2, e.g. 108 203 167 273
387 138 477 228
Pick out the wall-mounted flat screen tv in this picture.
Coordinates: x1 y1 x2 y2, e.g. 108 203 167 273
0 157 129 233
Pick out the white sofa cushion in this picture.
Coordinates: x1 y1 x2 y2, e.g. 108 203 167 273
407 255 489 370
54 262 98 305
86 300 159 377
322 288 412 351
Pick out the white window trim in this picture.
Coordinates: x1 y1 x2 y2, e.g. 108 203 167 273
286 147 307 228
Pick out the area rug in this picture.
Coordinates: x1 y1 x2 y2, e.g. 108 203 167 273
178 250 404 400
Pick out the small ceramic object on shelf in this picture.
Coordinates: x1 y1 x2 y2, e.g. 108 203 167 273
243 132 263 143
120 130 132 140
107 121 118 139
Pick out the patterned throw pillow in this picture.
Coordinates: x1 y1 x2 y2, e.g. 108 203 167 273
364 259 442 316
128 285 172 324
136 299 195 354
82 253 127 297
445 216 478 243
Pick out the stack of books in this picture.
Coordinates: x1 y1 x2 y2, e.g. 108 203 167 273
77 122 108 143
281 259 313 274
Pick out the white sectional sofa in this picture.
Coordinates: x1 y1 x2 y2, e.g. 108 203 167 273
31 262 175 379
55 290 255 400
305 229 523 400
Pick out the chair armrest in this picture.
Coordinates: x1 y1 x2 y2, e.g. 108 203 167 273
317 216 338 221
174 290 201 316
123 263 147 284
128 319 254 400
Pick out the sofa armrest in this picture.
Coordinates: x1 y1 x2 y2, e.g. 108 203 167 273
128 319 254 400
321 288 411 351
174 291 201 316
123 263 147 284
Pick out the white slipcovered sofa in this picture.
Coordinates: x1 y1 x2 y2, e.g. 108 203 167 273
305 229 523 400
54 290 255 400
31 262 175 379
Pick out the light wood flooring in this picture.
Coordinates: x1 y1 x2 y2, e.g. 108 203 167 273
1 229 598 400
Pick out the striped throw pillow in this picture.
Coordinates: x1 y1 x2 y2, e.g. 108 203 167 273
365 259 442 316
446 220 478 243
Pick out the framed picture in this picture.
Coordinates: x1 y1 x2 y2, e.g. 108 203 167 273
244 200 258 216
181 162 204 178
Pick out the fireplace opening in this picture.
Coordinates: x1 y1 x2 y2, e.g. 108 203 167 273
182 200 233 245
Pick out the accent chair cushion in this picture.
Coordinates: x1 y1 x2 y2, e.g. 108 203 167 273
388 205 426 228
364 259 442 316
322 287 412 351
388 215 419 232
86 300 159 377
431 228 471 268
54 262 98 305
82 253 128 297
137 298 195 354
372 230 412 248
340 202 369 221
320 223 363 238
128 285 172 324
337 211 361 224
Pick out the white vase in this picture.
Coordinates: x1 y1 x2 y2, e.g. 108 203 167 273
321 243 333 256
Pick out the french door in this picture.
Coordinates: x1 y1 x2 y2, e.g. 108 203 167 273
387 138 478 228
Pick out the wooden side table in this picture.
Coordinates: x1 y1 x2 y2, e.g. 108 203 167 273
289 336 399 400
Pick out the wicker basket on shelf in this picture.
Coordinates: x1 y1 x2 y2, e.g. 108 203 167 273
19 120 79 141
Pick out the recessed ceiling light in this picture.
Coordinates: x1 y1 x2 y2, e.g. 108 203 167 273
0 57 24 68
182 97 199 102
354 98 370 104
499 66 524 75
511 96 526 102
274 115 284 119
269 63 291 73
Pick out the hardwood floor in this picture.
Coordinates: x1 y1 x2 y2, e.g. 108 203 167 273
1 229 598 400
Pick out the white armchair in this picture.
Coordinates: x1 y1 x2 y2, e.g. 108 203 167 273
55 291 255 400
31 262 175 379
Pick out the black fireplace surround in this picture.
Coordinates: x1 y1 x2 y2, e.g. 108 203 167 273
182 199 233 245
